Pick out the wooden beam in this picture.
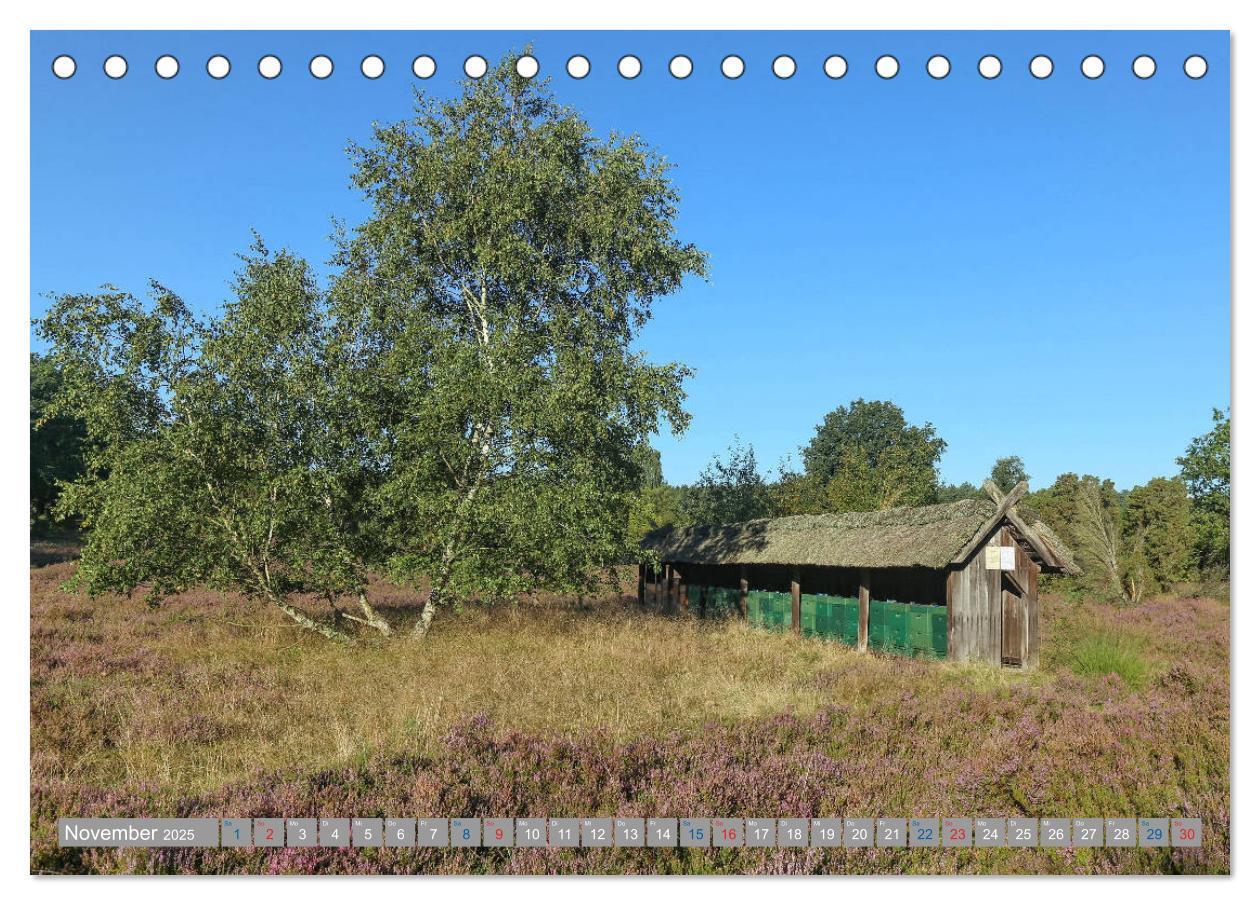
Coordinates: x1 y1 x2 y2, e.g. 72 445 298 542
637 564 645 607
950 480 1030 567
857 569 870 652
790 568 801 634
982 479 1067 573
739 565 749 619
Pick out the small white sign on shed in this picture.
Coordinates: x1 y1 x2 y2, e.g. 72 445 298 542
985 545 1017 571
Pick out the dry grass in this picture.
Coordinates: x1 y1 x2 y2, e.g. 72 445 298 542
34 556 982 793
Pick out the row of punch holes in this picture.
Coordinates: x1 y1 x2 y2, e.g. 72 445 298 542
51 52 1210 82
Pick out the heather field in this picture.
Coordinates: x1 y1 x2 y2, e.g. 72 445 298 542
30 544 1230 875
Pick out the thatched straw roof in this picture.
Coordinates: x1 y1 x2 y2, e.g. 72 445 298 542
642 497 1078 573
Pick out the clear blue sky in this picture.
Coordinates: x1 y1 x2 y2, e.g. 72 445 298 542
30 30 1229 491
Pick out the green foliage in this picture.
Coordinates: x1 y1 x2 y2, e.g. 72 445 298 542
30 353 89 527
1029 471 1196 603
329 53 706 632
768 463 827 516
1121 477 1195 596
683 439 772 525
1067 632 1153 689
1178 408 1230 576
35 246 369 638
934 481 985 503
628 444 687 538
801 399 945 512
988 455 1029 494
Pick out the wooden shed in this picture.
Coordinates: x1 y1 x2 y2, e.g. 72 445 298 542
639 481 1078 668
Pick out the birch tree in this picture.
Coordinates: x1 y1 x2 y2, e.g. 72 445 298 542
36 244 388 641
330 54 706 637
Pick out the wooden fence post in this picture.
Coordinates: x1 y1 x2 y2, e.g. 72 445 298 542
739 565 749 619
858 569 871 652
791 568 801 634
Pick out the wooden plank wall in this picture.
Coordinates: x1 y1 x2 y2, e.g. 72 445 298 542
946 526 1003 665
946 524 1042 667
1001 525 1041 669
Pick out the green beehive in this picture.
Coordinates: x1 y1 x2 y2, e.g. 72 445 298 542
903 603 948 659
868 599 888 651
800 595 819 637
885 602 910 654
930 606 948 658
907 604 934 657
709 587 740 619
816 596 840 641
769 592 792 630
840 597 859 646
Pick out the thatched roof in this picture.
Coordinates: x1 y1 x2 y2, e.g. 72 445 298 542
643 497 1078 574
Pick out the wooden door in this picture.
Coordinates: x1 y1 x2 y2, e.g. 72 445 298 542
1001 583 1024 667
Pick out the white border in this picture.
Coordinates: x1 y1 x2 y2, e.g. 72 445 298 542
4 2 1250 902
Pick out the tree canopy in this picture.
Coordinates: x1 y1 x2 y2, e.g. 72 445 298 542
683 439 772 525
988 455 1029 494
800 399 946 511
1178 408 1230 575
30 353 89 526
331 56 706 636
36 54 706 641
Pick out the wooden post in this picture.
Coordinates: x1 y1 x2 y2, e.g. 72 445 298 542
857 569 871 652
663 564 674 614
791 568 801 634
739 565 749 619
681 575 690 615
637 564 645 607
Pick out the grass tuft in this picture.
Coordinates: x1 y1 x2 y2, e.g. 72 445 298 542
1068 632 1153 689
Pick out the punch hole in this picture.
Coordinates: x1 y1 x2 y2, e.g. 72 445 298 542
978 55 1002 79
258 55 282 79
155 55 179 79
1081 55 1105 79
1183 55 1208 79
721 55 745 79
309 55 334 79
206 55 231 79
516 55 539 79
875 55 899 79
51 55 76 79
618 55 642 79
103 55 128 79
772 55 796 79
566 55 591 79
669 55 693 79
361 55 385 79
464 55 488 79
1132 55 1156 79
926 55 950 79
412 55 436 79
1029 55 1054 79
823 55 847 79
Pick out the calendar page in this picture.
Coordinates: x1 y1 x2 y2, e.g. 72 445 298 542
26 16 1231 882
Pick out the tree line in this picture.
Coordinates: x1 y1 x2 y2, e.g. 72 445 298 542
631 400 1229 603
